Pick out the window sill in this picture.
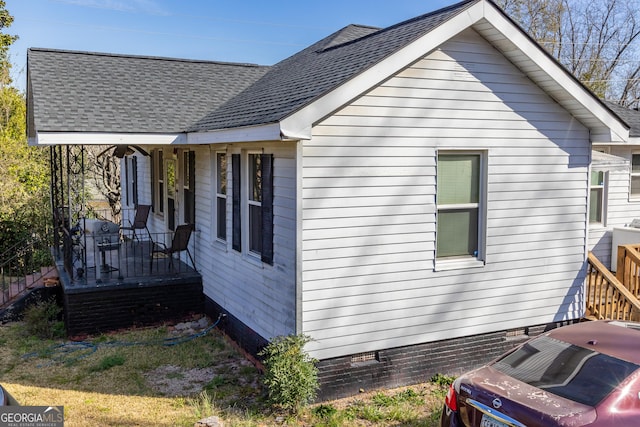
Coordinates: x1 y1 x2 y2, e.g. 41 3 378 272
211 239 227 252
434 257 485 272
244 251 265 268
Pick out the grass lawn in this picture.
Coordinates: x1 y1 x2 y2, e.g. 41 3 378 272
0 314 449 426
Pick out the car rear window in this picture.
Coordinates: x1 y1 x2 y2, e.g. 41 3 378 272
492 335 639 407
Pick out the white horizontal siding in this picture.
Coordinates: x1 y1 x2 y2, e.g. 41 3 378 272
588 147 640 268
193 143 298 341
302 28 590 360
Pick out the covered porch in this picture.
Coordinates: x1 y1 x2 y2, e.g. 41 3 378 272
50 144 203 336
25 48 270 338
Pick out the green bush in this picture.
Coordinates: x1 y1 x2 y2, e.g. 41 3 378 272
90 354 126 372
259 334 319 412
23 297 65 339
430 373 455 387
313 403 337 418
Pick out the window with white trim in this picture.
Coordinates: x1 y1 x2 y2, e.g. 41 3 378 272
154 149 164 214
436 152 485 264
123 156 138 207
124 156 130 206
590 170 606 225
631 153 640 198
215 152 227 241
182 150 195 225
131 156 138 206
247 153 263 255
231 152 274 265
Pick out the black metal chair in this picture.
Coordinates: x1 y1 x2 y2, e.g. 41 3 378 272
150 224 195 272
120 204 152 242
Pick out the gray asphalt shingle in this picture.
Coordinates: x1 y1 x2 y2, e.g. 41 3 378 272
605 102 640 137
188 0 475 132
27 49 269 134
28 0 477 136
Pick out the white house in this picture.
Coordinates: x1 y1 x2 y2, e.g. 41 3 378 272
27 0 633 399
587 103 640 271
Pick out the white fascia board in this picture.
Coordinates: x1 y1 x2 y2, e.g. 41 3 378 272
186 122 298 144
280 3 486 136
31 132 185 146
281 0 627 143
482 3 629 143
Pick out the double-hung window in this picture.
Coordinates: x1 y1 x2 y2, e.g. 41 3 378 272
124 156 138 207
231 152 274 265
155 149 164 214
215 152 227 241
183 150 196 225
589 170 605 225
436 152 485 267
248 153 263 255
631 153 640 199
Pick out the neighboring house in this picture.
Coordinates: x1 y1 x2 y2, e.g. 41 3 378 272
589 103 640 270
27 0 633 399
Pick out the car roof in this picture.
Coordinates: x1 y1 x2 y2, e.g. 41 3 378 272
545 321 640 365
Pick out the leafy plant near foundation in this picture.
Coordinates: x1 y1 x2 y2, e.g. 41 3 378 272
259 333 319 412
22 297 64 339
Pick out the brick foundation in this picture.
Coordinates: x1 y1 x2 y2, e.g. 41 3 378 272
203 293 579 402
315 322 576 401
64 278 203 336
204 297 268 358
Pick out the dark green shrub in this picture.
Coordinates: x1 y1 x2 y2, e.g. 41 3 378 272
259 334 319 412
430 373 455 387
90 354 126 372
313 403 337 418
23 297 64 339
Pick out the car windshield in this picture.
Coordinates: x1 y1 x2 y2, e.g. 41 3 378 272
492 335 639 407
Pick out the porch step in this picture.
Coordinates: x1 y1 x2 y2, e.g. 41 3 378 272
0 265 58 310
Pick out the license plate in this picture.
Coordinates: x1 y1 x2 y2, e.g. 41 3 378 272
480 414 509 427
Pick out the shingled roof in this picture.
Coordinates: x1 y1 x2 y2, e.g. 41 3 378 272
187 0 475 132
29 0 626 144
27 49 269 136
605 102 640 137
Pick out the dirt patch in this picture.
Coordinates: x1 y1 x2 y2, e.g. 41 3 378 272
143 317 260 398
144 364 217 396
144 358 260 398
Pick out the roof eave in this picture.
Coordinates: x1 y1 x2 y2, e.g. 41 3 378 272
280 0 628 143
476 2 628 143
30 132 186 146
186 122 308 144
280 2 485 136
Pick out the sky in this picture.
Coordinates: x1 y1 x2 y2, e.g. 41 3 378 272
6 0 456 92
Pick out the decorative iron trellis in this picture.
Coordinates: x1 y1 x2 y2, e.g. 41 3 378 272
50 145 86 282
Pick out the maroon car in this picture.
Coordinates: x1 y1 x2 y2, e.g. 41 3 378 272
440 321 640 426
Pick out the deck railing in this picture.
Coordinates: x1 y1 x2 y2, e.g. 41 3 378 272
80 230 196 282
615 244 640 298
586 251 640 321
55 215 197 285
